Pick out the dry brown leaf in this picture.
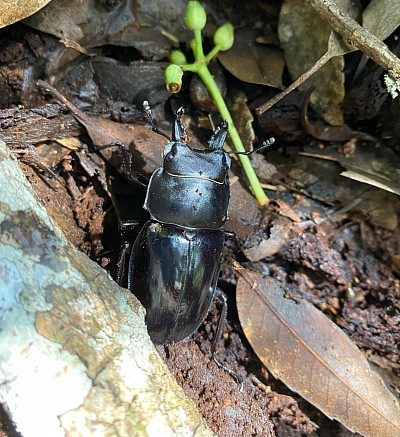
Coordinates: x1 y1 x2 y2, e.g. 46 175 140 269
218 28 283 89
37 80 166 177
243 216 293 262
362 0 400 41
0 0 52 28
300 144 400 197
235 264 400 437
274 199 301 222
228 90 255 149
24 0 189 59
300 88 376 142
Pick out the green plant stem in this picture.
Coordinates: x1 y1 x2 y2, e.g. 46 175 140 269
194 29 205 59
205 45 220 63
176 26 269 205
180 63 198 73
196 65 269 205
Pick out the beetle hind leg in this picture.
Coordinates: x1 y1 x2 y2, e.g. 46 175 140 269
211 288 244 392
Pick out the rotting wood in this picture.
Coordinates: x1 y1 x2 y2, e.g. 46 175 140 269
0 104 83 148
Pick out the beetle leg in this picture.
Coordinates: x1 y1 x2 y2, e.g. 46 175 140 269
116 221 141 288
223 230 236 239
94 140 140 184
116 240 133 288
212 288 244 391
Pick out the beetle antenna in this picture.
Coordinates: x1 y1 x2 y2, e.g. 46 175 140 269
143 101 172 142
226 137 275 156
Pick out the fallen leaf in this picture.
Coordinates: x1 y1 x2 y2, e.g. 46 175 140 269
235 264 400 437
243 216 293 262
218 28 283 89
226 176 260 240
358 0 400 44
278 0 357 125
300 144 400 196
25 0 190 59
228 89 255 150
301 88 376 142
274 199 302 222
37 80 166 178
91 57 170 106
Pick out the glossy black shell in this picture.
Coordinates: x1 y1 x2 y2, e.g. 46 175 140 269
144 142 231 230
128 222 224 343
128 135 231 343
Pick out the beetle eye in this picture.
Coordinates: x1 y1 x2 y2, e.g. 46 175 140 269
165 151 175 162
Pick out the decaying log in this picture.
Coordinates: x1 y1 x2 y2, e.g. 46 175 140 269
0 139 214 436
0 104 83 148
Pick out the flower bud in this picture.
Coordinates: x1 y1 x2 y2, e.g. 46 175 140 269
213 23 234 51
170 50 187 65
185 1 206 31
165 64 183 93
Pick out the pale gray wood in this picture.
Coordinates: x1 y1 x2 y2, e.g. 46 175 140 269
0 140 214 437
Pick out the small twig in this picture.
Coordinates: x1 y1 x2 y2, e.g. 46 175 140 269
255 51 332 115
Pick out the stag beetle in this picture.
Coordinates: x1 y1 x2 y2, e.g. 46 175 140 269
119 104 273 386
120 106 230 336
129 113 229 339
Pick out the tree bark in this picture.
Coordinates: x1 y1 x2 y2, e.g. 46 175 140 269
0 140 214 436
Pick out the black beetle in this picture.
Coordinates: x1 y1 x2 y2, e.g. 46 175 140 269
119 104 273 386
120 106 231 344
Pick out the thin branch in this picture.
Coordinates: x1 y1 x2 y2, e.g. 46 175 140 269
305 0 400 76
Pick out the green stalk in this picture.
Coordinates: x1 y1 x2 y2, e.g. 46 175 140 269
193 29 205 59
205 45 221 63
196 64 268 205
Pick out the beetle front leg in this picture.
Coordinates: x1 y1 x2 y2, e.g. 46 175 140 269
212 288 244 391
